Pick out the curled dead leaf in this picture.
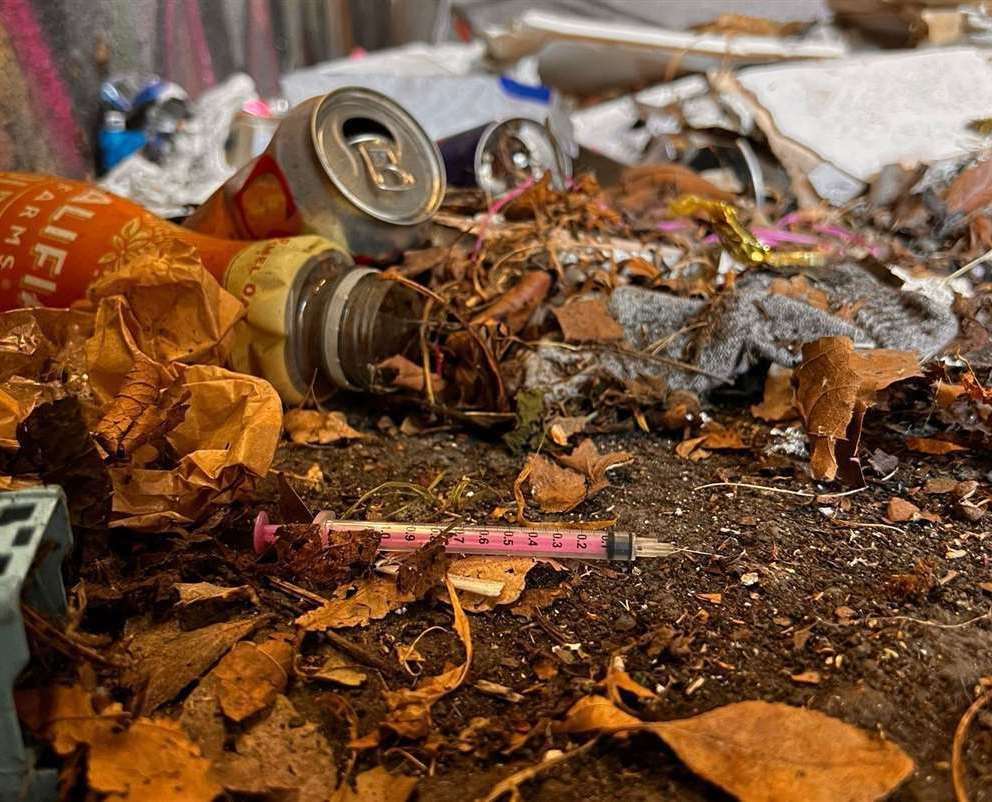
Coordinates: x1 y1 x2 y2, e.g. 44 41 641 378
443 556 537 612
284 409 363 445
547 414 592 447
886 497 921 523
353 575 472 745
310 648 368 687
213 637 294 722
470 271 552 333
905 436 968 455
796 337 920 481
557 438 633 496
750 365 798 423
328 766 418 802
296 576 414 630
524 454 586 513
377 354 446 394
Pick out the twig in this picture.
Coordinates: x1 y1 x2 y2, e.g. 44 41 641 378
952 689 992 802
266 576 331 606
22 604 124 668
942 246 992 286
381 272 509 410
830 520 904 533
695 481 815 497
478 737 600 802
875 609 992 631
694 471 895 500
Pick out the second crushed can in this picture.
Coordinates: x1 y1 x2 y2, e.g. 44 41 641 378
184 87 445 262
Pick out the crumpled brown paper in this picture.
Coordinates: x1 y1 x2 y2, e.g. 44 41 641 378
85 239 242 404
0 307 93 448
109 364 281 528
0 237 282 530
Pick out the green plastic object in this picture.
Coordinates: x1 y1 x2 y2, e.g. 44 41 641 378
0 488 73 802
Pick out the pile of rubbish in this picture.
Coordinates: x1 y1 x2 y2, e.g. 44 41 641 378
6 4 992 802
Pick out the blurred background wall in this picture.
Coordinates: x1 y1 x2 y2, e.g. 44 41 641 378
0 0 827 178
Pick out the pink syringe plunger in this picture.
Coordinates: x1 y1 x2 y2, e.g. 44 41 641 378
252 512 674 561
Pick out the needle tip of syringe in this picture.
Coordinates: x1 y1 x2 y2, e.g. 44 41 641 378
633 539 677 559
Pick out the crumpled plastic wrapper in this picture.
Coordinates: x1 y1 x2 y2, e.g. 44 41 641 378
0 239 282 530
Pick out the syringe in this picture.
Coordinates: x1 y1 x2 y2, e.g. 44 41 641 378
253 511 674 562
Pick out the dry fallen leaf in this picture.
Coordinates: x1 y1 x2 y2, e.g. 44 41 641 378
213 637 294 722
296 576 414 630
652 701 914 802
443 556 537 612
310 648 368 687
284 408 364 445
790 671 822 685
18 683 221 802
886 498 922 523
603 657 657 711
88 717 222 802
215 695 336 802
328 767 418 802
905 436 968 455
353 575 472 745
470 271 552 333
16 683 120 756
675 435 710 461
524 453 586 513
698 421 745 450
555 694 914 802
557 438 633 496
377 354 445 394
175 581 258 629
796 337 921 481
512 585 568 620
556 694 643 734
945 156 992 216
123 616 265 714
750 365 798 423
553 298 625 342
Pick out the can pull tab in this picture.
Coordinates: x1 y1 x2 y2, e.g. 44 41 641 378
348 133 416 192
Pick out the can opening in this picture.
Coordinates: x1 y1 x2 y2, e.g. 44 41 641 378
342 117 395 144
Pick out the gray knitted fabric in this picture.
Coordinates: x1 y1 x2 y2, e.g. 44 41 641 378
523 262 958 402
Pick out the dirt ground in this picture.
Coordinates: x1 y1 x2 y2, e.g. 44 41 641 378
62 404 992 801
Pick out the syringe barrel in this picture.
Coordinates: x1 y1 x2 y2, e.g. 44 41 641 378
253 512 632 560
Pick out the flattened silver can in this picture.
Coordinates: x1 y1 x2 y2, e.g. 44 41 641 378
185 87 445 262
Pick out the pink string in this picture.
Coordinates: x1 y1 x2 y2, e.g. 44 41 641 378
470 176 536 258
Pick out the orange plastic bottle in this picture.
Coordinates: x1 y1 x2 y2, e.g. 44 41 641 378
0 173 420 403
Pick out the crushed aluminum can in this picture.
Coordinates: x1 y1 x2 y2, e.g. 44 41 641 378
184 86 445 262
437 117 571 196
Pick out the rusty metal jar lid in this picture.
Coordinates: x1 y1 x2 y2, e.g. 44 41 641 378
310 87 445 226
